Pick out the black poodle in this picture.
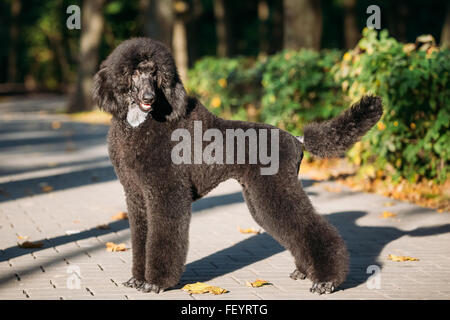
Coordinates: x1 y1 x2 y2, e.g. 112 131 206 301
92 38 383 294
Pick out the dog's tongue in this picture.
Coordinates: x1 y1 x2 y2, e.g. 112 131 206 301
140 103 152 111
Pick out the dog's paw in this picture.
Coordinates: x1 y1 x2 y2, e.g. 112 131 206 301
310 282 335 295
290 268 307 280
123 277 144 289
137 282 165 293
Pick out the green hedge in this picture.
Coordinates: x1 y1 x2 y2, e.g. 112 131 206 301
335 29 450 183
186 29 450 184
186 56 263 121
260 49 347 135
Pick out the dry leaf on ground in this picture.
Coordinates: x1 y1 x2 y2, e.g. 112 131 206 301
111 212 128 221
65 142 77 152
380 211 397 219
39 183 53 193
245 279 270 288
388 254 419 262
237 226 261 234
182 282 228 295
0 188 10 197
97 224 110 230
47 162 59 168
105 242 127 252
51 121 62 130
18 241 43 249
383 202 396 207
323 185 342 193
17 235 29 240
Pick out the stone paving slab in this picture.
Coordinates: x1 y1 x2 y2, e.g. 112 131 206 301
0 96 449 300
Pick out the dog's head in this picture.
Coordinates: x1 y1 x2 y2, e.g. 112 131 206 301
92 38 187 126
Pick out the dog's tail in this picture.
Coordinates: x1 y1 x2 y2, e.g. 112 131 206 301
300 95 383 158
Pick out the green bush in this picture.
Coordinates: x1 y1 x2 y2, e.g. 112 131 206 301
336 28 450 183
260 49 347 135
186 56 263 121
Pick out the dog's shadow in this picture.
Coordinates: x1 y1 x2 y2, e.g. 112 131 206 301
179 210 450 291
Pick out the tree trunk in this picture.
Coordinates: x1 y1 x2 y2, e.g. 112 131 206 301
173 3 189 83
258 0 270 54
271 0 284 54
283 0 322 50
441 3 450 47
186 0 203 65
213 0 230 57
67 0 105 113
140 0 174 47
396 1 409 43
8 0 21 83
342 0 360 49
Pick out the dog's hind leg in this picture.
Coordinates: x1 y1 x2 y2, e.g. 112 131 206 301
242 175 349 294
242 185 308 280
242 186 309 281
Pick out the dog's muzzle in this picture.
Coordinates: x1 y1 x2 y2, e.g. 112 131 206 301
127 103 149 128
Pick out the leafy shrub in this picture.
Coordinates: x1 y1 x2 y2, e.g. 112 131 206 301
186 56 263 121
260 49 347 135
336 28 450 183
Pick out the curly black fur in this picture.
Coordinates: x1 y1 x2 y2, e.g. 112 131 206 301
92 37 383 294
303 95 383 158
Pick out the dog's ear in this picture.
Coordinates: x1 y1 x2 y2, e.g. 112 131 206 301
92 65 118 115
157 67 188 121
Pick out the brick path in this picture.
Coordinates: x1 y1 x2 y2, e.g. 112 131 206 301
0 96 449 300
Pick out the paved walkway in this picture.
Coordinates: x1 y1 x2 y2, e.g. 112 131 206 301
0 96 449 300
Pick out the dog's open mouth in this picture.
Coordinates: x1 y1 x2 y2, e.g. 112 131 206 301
139 103 152 112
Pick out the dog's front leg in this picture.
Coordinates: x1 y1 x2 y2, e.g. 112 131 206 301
122 191 147 289
139 190 192 293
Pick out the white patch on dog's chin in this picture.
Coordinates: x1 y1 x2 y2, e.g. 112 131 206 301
127 104 148 127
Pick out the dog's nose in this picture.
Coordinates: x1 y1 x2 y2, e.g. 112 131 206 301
142 93 155 104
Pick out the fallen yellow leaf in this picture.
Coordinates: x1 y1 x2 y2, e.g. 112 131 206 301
111 212 128 221
245 279 270 288
182 282 228 295
388 254 419 262
380 211 397 219
237 226 261 234
18 241 43 249
65 142 77 152
0 188 10 197
40 184 53 193
47 162 59 168
105 242 127 252
324 185 342 193
97 224 110 230
17 235 29 240
51 121 62 130
383 202 395 207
